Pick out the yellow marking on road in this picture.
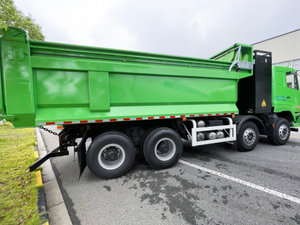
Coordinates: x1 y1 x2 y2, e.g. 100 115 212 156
290 136 300 139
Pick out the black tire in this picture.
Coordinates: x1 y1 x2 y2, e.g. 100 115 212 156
237 121 259 152
268 118 290 145
143 127 183 169
87 131 135 179
139 126 158 153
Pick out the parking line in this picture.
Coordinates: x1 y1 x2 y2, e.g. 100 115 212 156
179 159 300 204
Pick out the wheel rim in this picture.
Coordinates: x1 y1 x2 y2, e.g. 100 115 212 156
243 128 256 146
98 144 125 170
278 124 289 140
154 138 176 161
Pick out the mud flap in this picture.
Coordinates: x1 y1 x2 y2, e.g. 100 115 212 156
75 127 90 179
225 141 237 151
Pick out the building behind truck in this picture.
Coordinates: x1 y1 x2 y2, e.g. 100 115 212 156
0 27 299 179
253 29 300 70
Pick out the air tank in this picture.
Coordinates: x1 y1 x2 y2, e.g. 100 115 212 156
216 131 225 139
206 132 217 140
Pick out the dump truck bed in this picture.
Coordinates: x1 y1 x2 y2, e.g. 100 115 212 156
0 27 253 128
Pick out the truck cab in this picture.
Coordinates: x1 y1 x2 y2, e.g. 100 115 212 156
272 66 300 127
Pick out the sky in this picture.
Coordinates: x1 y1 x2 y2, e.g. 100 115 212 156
13 0 300 59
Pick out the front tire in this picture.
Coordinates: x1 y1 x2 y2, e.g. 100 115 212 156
143 127 183 169
237 121 259 152
268 118 290 145
87 131 135 179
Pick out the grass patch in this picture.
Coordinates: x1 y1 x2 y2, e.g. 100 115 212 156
36 185 45 190
0 121 42 225
35 167 43 171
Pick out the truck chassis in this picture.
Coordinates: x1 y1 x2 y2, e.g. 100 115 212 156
30 112 292 179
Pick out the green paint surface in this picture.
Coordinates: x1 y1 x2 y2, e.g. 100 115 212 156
272 66 300 121
1 27 255 127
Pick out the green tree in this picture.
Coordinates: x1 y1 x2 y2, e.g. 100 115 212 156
0 0 44 40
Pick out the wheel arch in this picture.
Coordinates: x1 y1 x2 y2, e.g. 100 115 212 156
277 111 294 124
234 115 266 135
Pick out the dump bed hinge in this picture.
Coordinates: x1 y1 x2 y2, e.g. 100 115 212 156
229 46 253 71
0 114 16 121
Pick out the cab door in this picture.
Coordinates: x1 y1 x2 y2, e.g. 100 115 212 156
285 72 300 116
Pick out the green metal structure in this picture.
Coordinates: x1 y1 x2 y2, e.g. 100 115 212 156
272 66 300 125
0 27 253 128
1 27 299 179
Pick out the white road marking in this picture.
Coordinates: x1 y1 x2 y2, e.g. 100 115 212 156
179 159 300 204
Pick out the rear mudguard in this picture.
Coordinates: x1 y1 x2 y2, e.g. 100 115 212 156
233 115 266 135
75 127 90 178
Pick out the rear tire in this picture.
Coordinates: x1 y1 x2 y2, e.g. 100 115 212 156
143 127 183 169
139 126 158 154
268 118 290 145
237 121 259 152
87 131 135 179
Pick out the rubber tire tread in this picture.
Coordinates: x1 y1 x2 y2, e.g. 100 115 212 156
87 131 135 179
237 121 259 152
143 127 183 169
139 126 159 154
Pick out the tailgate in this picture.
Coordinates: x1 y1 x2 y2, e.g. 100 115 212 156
0 39 5 115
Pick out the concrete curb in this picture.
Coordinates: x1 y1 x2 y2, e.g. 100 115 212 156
35 128 72 225
33 148 48 224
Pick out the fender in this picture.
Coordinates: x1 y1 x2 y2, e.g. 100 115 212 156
233 115 266 135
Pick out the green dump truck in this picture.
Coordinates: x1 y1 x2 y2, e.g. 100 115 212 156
1 27 299 179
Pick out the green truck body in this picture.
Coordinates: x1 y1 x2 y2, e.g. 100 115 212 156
1 27 299 179
0 28 252 128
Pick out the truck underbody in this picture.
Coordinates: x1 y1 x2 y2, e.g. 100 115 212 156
29 110 294 179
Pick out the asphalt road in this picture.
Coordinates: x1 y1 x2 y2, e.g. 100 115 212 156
40 126 300 225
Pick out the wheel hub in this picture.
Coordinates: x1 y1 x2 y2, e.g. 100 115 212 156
98 143 126 170
157 141 169 154
103 147 120 161
243 128 256 146
279 124 289 140
154 138 176 161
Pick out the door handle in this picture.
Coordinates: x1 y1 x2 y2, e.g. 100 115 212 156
286 96 291 99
